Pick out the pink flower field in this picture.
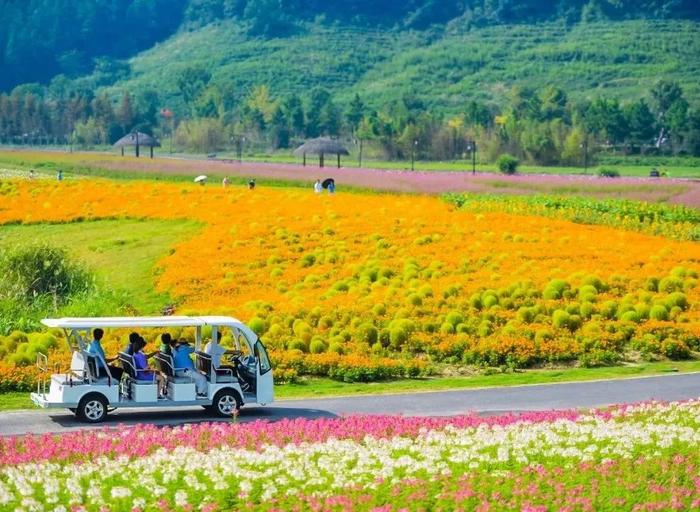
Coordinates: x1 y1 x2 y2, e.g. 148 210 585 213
1 401 699 511
97 157 700 207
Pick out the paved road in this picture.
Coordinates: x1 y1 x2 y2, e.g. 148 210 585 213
2 373 699 436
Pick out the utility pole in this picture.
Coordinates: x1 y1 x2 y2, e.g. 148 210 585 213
466 140 477 175
411 139 418 171
238 135 246 162
357 138 363 168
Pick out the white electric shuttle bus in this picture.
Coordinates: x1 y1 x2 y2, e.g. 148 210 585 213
30 316 274 423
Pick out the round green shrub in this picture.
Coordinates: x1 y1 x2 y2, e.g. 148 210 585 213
535 329 553 343
482 294 499 308
578 284 598 301
477 320 492 337
552 310 570 329
658 277 683 293
580 302 596 319
497 154 519 174
565 303 580 316
665 292 688 310
318 316 334 329
644 277 660 292
568 314 582 331
378 328 390 347
357 323 378 344
288 339 308 353
600 300 618 320
620 311 641 323
372 303 387 316
440 322 455 334
248 317 266 335
328 342 344 355
331 281 350 292
406 293 423 306
469 293 482 309
649 305 669 321
292 320 312 338
389 328 408 348
517 306 535 324
456 323 470 334
445 311 464 327
543 279 570 300
597 167 620 178
582 275 605 292
309 338 328 354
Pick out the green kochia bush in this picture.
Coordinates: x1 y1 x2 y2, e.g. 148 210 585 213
497 154 519 174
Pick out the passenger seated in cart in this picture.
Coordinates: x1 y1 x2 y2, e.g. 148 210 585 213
87 328 124 381
132 337 167 397
172 340 208 397
159 333 176 355
123 332 139 355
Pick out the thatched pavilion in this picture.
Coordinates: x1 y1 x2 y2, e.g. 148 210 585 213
114 132 160 158
294 138 349 168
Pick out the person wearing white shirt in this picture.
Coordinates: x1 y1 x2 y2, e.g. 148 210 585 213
204 333 239 374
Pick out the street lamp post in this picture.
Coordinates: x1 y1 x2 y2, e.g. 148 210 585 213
466 140 477 175
411 139 418 171
237 136 246 162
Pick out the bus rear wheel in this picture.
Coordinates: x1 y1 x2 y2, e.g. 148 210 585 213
76 393 108 423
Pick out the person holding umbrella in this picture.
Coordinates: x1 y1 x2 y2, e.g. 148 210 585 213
322 178 335 194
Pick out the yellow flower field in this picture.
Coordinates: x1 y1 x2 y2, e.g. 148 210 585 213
1 179 698 379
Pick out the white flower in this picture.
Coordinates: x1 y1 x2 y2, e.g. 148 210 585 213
110 487 131 499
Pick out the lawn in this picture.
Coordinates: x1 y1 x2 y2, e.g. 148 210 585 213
0 218 201 313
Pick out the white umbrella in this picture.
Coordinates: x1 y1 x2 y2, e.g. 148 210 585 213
194 175 208 183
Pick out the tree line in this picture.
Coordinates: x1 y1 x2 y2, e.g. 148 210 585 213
1 76 698 164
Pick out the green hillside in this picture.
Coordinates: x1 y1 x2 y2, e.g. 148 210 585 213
99 19 700 113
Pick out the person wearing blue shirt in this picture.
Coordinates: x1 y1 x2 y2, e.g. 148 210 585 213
86 328 123 381
173 342 207 396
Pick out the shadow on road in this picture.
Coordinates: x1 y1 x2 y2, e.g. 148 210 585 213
45 405 338 430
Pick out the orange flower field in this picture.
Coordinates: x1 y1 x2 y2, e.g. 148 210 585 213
1 179 699 380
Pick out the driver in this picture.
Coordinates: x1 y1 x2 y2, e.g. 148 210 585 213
204 332 239 376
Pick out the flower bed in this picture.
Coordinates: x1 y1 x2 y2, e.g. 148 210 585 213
1 401 699 510
1 180 699 386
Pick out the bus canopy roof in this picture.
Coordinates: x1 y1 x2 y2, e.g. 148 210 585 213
41 316 244 329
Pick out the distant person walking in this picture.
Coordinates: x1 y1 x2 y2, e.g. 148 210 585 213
222 176 230 188
248 179 256 190
314 179 322 193
57 170 63 181
28 169 35 180
328 180 335 194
